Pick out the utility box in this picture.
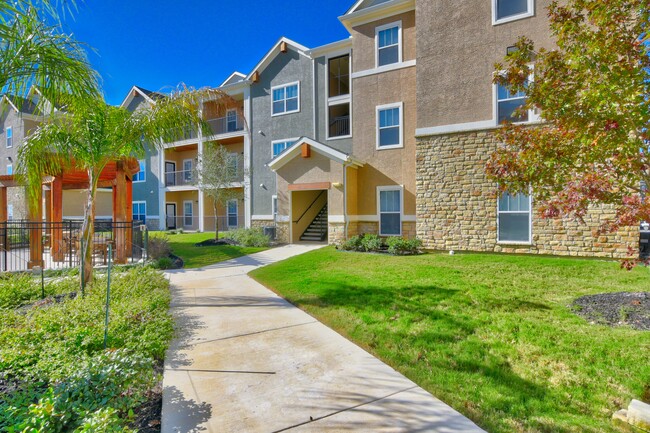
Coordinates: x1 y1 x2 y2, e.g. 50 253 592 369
264 226 276 241
640 230 650 259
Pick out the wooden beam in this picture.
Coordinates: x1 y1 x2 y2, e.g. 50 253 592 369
280 41 288 53
113 161 128 264
50 177 64 262
126 178 133 258
251 71 260 83
27 186 43 269
0 187 7 224
288 182 331 191
301 143 311 159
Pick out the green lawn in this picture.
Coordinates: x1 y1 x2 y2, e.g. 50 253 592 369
166 232 267 269
250 247 650 433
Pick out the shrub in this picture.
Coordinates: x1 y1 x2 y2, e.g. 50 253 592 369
223 228 271 247
360 234 384 252
337 235 364 251
153 257 174 270
0 272 78 310
386 237 423 256
147 234 172 260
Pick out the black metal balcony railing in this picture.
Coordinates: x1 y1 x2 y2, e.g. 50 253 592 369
206 114 245 136
329 115 350 138
164 215 244 232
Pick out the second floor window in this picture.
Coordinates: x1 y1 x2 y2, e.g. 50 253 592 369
227 109 238 132
377 103 403 149
328 55 350 98
6 127 12 148
133 160 146 182
272 82 299 115
376 23 401 67
497 82 529 124
6 164 12 175
494 0 534 23
183 159 193 183
272 140 295 158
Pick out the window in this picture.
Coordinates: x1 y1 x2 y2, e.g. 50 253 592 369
272 195 278 217
376 103 403 149
272 139 296 158
133 160 146 182
272 82 299 115
227 153 239 177
378 187 402 236
183 201 193 227
183 159 193 183
497 81 529 124
227 200 238 227
328 55 350 98
498 191 531 243
227 109 238 132
6 127 12 148
493 0 534 24
328 103 350 138
132 201 146 224
376 22 401 67
6 164 12 175
7 204 13 221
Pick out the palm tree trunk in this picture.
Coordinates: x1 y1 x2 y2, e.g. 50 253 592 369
80 170 98 287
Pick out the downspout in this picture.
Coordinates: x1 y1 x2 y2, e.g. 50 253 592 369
312 57 317 139
343 160 350 240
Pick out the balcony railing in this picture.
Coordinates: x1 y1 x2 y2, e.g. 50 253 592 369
164 215 244 232
206 114 245 136
165 170 196 187
329 115 350 138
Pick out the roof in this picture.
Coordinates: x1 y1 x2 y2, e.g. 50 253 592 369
268 137 364 171
345 0 392 15
339 0 415 32
220 72 247 87
0 91 53 116
119 85 164 109
245 37 311 81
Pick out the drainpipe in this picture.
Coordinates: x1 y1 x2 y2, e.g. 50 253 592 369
343 160 350 240
312 57 317 139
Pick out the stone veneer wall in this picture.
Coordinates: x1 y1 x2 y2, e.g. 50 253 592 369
416 131 639 259
251 219 290 244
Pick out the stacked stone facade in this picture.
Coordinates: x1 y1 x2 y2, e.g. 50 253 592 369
416 131 639 259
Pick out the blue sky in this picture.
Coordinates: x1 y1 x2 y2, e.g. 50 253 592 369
65 0 353 105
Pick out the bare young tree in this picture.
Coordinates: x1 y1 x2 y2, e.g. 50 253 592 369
196 143 248 240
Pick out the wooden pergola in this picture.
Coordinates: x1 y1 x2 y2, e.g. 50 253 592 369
0 158 140 268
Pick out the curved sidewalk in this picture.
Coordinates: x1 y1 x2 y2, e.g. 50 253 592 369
162 244 486 433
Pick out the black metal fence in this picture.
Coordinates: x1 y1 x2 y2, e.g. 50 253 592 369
0 220 147 272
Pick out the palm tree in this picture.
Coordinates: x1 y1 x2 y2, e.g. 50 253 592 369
0 0 99 105
17 86 235 286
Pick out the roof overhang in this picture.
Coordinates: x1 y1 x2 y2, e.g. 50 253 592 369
268 137 364 171
307 38 353 58
120 85 156 109
339 0 415 32
219 71 247 87
246 37 311 81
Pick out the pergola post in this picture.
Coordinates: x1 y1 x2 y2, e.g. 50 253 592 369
27 186 43 269
126 178 133 258
50 177 64 261
0 187 7 254
113 161 128 264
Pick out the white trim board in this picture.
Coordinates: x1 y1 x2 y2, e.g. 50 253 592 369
351 60 416 79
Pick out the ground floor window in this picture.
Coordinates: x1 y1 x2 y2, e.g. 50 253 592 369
132 201 146 224
378 186 402 236
227 199 238 227
183 201 193 227
498 191 531 242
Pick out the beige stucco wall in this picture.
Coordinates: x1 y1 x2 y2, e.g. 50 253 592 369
165 190 199 231
62 189 112 218
203 189 245 232
416 0 556 128
164 147 198 168
416 131 639 258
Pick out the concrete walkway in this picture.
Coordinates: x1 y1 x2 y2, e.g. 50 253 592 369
162 244 486 433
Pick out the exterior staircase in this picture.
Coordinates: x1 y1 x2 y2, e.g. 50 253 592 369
300 205 328 242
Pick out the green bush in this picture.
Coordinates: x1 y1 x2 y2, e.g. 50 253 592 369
360 234 384 252
337 235 364 251
153 256 174 270
386 236 423 255
148 234 172 260
223 228 271 247
0 272 78 310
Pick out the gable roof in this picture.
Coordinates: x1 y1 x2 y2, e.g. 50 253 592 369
268 137 364 171
345 0 392 14
220 72 247 87
340 0 414 32
120 85 164 109
245 37 311 81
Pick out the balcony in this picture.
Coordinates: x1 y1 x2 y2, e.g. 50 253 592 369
165 170 196 187
206 114 245 136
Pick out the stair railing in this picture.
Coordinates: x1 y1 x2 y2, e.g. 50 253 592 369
293 190 326 225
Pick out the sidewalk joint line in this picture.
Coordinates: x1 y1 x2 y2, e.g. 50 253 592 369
272 385 419 432
166 368 276 375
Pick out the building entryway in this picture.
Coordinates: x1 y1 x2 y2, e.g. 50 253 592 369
291 189 328 243
166 203 177 229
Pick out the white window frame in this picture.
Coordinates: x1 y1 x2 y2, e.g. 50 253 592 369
375 21 403 68
271 81 300 116
271 137 299 158
6 164 12 176
497 191 533 244
182 159 193 183
226 109 238 132
132 201 147 222
494 70 539 126
227 199 238 228
7 204 13 221
6 126 12 148
326 51 352 141
133 159 146 183
492 0 535 25
183 200 194 227
272 195 278 217
377 185 403 237
376 102 404 150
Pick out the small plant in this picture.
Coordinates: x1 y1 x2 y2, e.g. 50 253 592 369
386 237 423 256
223 228 271 247
360 234 384 252
148 234 172 260
153 257 174 270
337 235 364 252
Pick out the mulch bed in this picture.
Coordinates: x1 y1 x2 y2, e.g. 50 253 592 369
194 238 239 247
572 292 650 331
131 361 164 433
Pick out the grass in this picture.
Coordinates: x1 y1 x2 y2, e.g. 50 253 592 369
166 232 268 269
250 247 650 433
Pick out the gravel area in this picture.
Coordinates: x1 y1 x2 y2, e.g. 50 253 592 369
572 292 650 331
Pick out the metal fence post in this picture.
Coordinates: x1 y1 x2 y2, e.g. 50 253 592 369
144 226 149 263
80 238 85 298
104 244 112 349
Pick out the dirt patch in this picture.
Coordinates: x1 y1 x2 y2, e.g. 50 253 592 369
572 292 650 331
131 361 164 432
194 238 239 247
